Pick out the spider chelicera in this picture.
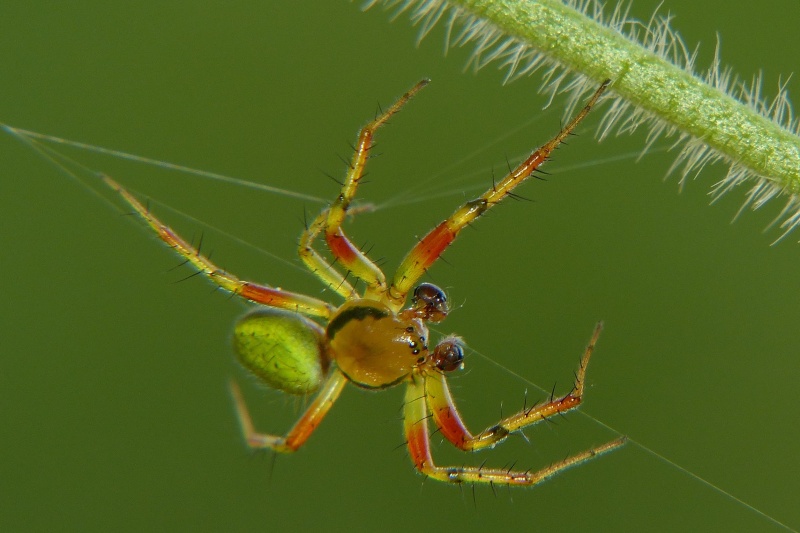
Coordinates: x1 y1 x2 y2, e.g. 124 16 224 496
103 78 625 487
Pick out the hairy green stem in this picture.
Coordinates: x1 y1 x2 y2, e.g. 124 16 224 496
451 0 800 193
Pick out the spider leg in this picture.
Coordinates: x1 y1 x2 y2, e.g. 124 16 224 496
426 322 624 454
298 208 359 300
323 79 429 299
405 372 623 487
229 369 348 453
299 201 387 300
102 175 335 319
387 80 610 309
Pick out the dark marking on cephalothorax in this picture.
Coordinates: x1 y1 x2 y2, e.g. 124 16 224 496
326 304 389 339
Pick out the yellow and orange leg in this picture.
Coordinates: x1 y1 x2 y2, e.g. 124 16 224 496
229 369 348 453
102 175 335 319
322 79 429 299
298 208 359 300
427 322 622 451
405 371 623 487
386 80 611 309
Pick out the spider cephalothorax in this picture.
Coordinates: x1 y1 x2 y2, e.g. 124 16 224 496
104 78 624 486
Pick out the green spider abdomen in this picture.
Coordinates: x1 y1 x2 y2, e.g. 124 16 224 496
233 308 328 395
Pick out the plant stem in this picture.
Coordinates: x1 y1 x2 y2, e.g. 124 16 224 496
450 0 800 194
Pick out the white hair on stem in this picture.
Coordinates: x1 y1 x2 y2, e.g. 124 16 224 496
362 0 800 242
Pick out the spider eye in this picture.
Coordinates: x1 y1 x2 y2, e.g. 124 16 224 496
412 283 449 323
432 338 464 372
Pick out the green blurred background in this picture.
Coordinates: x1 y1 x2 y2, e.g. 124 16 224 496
2 1 799 531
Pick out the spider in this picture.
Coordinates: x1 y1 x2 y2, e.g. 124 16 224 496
102 78 625 487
